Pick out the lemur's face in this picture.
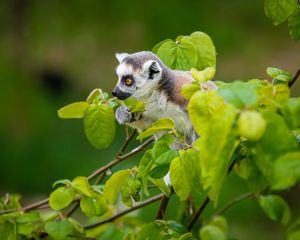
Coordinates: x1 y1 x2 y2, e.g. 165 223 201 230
112 53 162 100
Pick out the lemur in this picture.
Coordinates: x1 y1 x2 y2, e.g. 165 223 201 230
112 51 217 145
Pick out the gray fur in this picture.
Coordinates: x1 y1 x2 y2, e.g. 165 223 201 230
115 106 133 124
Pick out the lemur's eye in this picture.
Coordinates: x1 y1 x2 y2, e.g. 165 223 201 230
125 78 133 86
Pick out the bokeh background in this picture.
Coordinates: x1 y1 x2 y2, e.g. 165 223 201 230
0 0 299 239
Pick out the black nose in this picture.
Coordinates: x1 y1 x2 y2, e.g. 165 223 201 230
112 89 117 97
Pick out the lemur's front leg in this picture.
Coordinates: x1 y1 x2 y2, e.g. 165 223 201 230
115 106 133 124
115 106 151 131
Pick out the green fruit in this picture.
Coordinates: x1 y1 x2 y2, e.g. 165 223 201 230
238 111 266 141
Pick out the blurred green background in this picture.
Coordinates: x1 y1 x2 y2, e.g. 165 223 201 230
0 0 299 239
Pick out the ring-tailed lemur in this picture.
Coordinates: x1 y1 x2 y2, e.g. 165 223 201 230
112 51 217 144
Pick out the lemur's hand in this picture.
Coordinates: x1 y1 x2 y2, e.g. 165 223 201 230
115 106 133 124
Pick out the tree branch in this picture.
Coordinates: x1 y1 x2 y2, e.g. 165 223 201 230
155 194 170 220
0 136 154 215
289 68 300 88
187 159 236 230
64 201 80 218
84 193 164 229
118 129 137 156
210 192 253 219
88 137 154 181
0 198 49 215
187 196 210 230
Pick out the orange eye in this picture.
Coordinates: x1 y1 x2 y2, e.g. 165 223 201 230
125 78 133 86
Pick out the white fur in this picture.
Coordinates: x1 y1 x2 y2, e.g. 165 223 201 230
115 53 129 63
116 63 133 77
139 89 193 139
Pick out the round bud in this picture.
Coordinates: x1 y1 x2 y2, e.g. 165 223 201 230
238 111 266 141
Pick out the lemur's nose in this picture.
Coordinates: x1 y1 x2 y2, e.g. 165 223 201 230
112 89 117 97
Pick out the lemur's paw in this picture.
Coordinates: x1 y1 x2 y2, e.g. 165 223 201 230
115 106 132 124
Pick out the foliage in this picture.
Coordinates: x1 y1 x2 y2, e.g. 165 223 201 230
1 2 300 239
265 0 300 40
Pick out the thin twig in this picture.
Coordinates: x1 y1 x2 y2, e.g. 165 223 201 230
187 159 236 230
289 68 300 88
156 194 170 220
64 201 80 218
84 193 164 229
118 129 137 156
1 137 153 215
88 137 154 181
187 196 210 230
95 173 105 185
211 192 253 219
0 198 49 215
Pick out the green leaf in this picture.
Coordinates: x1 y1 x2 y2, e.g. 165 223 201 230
72 176 94 197
188 31 217 69
52 179 72 188
16 212 40 236
57 102 89 119
155 150 178 166
68 218 84 234
271 151 300 190
191 67 216 82
210 216 228 233
288 6 300 40
0 221 17 240
217 81 261 109
152 39 173 53
181 81 201 100
156 38 198 70
123 98 145 113
16 211 40 224
152 141 170 159
138 150 153 196
120 177 142 207
199 216 228 240
200 225 226 240
254 112 299 180
103 170 131 203
45 220 74 240
49 187 76 211
39 211 60 222
136 222 165 240
188 90 224 136
148 177 171 197
149 165 169 179
235 156 268 193
170 149 201 201
266 67 292 84
16 222 33 236
86 88 102 103
151 141 178 166
264 0 297 25
4 194 21 209
238 111 267 141
84 103 116 149
80 194 108 216
137 118 175 140
258 195 291 225
167 221 187 234
280 98 300 129
198 104 238 203
123 232 136 240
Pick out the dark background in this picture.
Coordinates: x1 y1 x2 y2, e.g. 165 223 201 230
0 1 299 239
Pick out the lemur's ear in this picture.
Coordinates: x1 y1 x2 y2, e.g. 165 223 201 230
143 60 161 80
115 53 129 63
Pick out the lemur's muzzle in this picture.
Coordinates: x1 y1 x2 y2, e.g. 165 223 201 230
112 86 131 100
